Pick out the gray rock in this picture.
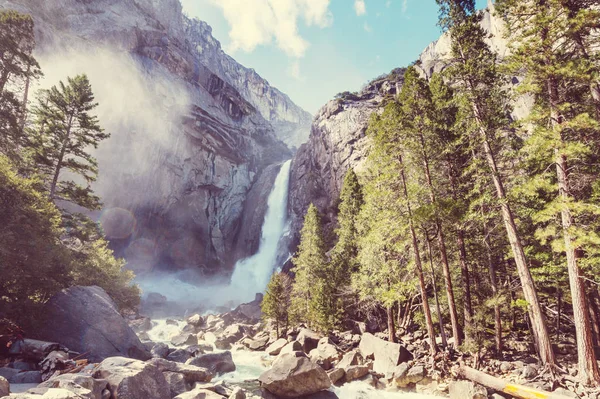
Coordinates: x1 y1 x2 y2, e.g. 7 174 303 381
33 286 149 362
93 356 170 399
187 314 203 327
337 349 363 370
147 358 213 383
8 371 42 384
327 368 345 385
163 372 188 397
521 364 538 379
0 376 9 398
171 333 198 347
344 365 369 382
129 318 153 333
0 368 19 381
358 333 412 377
308 339 341 370
186 352 236 375
393 363 411 387
150 343 170 359
265 338 288 356
449 381 487 399
167 349 192 364
296 329 321 353
279 341 303 355
174 388 224 399
38 373 109 399
214 324 247 350
228 387 245 399
259 352 331 398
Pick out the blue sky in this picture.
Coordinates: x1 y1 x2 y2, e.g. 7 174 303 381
181 0 489 115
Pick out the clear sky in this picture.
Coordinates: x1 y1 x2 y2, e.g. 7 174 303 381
180 0 489 115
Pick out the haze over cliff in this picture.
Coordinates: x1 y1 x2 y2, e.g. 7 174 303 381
0 0 312 276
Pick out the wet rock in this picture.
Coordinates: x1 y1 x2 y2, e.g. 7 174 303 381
258 352 331 398
266 339 288 356
93 356 170 399
345 365 369 382
186 351 236 375
449 381 487 399
296 329 321 353
327 368 345 385
0 376 9 397
358 333 412 377
129 317 153 333
150 343 170 359
147 358 213 383
187 314 204 327
166 319 179 326
33 286 149 362
167 349 192 364
172 333 198 347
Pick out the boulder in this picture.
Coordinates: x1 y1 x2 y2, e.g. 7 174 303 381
308 339 341 370
337 349 363 370
8 371 42 384
147 358 213 383
265 339 288 356
186 352 236 375
187 314 203 327
38 374 109 399
33 286 149 362
0 376 9 397
93 356 170 399
258 352 331 398
8 387 89 398
345 365 369 382
174 388 224 399
327 368 345 385
129 318 153 333
296 329 321 353
214 325 247 350
242 336 269 351
393 363 411 387
449 381 487 399
358 333 412 376
228 387 245 399
167 349 192 364
0 368 19 381
279 341 302 355
171 333 198 347
521 364 538 379
150 343 170 359
163 372 188 397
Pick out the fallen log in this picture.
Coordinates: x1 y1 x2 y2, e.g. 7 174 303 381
458 365 573 399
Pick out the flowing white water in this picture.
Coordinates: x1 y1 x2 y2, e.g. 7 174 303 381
227 160 292 304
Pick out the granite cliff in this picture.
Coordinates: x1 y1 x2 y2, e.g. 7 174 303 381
0 0 311 275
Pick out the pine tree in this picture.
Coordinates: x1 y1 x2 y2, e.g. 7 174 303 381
291 204 337 332
29 74 109 209
0 10 41 160
436 0 556 366
262 272 293 338
497 0 600 383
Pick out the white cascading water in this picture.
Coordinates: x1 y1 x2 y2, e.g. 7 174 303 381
227 159 292 304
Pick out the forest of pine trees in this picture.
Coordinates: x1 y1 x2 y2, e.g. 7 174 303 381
263 0 600 386
0 10 139 328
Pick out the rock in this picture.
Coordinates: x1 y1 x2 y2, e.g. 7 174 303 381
174 388 224 399
449 381 487 399
187 314 203 327
163 372 188 397
358 333 412 377
0 368 19 381
214 325 247 350
8 371 42 384
172 333 198 347
308 339 341 370
33 286 149 362
150 343 170 359
552 388 577 398
499 362 513 373
167 349 192 364
393 363 411 387
265 339 288 356
228 387 245 399
279 341 302 355
93 356 170 399
0 376 9 397
296 329 321 353
242 335 269 351
186 352 236 375
337 349 363 370
147 358 213 383
38 374 109 399
258 352 331 398
327 368 345 385
521 364 538 379
344 365 369 382
129 318 153 333
406 365 425 384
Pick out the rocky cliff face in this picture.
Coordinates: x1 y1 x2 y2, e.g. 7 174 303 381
0 0 308 275
287 0 511 251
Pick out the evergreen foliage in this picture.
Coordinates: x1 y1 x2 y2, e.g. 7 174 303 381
262 272 293 337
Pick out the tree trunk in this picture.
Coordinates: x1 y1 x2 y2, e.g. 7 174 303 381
483 219 502 354
426 235 448 348
457 230 473 340
556 289 561 341
49 116 73 200
399 155 438 355
588 288 600 348
18 65 31 138
419 132 462 347
387 305 396 343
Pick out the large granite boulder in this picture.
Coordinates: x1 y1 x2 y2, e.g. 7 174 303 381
258 352 331 398
38 374 110 399
33 286 149 362
296 329 321 353
147 358 213 383
449 381 487 399
0 376 9 397
93 357 170 399
358 333 412 377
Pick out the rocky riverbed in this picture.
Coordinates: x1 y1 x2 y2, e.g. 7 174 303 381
0 285 588 399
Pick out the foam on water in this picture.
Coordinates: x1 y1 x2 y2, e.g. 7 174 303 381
146 319 187 344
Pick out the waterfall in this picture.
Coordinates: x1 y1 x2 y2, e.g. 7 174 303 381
228 160 292 303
